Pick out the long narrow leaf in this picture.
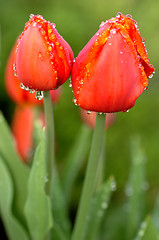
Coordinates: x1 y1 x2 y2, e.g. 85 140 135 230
126 136 147 239
135 216 159 240
24 134 53 240
62 125 91 203
83 176 115 240
0 156 30 240
0 112 29 224
51 168 71 239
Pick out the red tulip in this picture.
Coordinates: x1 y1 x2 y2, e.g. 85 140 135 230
80 109 116 129
71 13 154 113
12 106 35 162
15 14 74 91
5 41 62 105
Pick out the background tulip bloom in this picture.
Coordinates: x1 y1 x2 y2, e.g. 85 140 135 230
71 13 154 113
15 14 74 91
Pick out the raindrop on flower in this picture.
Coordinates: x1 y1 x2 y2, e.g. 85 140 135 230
73 97 78 105
20 83 25 90
36 91 44 100
116 12 122 18
29 89 35 94
87 110 91 114
149 73 153 79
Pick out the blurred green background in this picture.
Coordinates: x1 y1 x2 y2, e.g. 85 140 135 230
0 0 159 238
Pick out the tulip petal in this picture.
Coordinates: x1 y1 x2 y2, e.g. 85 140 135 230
72 29 148 113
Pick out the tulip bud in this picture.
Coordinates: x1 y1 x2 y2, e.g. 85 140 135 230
15 14 74 91
5 41 62 104
71 13 154 113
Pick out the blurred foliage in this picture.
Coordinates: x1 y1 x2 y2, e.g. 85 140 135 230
1 0 159 239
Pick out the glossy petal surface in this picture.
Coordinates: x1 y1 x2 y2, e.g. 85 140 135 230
16 15 74 91
72 13 154 113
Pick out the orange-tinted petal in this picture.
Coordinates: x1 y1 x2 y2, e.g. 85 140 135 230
16 15 74 91
12 106 34 162
72 13 154 113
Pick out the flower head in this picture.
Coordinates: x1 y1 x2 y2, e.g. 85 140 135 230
5 41 61 105
15 14 74 91
71 13 154 113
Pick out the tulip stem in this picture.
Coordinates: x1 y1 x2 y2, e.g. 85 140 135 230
43 91 55 197
71 113 106 240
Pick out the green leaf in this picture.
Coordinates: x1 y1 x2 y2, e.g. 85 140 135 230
62 125 91 203
126 136 147 239
51 223 69 240
152 194 159 231
0 112 29 224
135 216 159 240
0 156 30 240
24 134 53 240
83 176 115 240
51 166 71 240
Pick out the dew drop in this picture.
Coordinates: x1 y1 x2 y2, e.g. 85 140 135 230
111 180 117 191
141 181 149 191
20 83 25 90
51 23 56 28
73 59 76 63
14 71 17 77
126 14 132 19
110 29 117 34
48 46 52 51
87 111 91 114
36 91 44 100
125 186 133 196
38 52 42 59
101 202 108 209
32 22 37 27
73 97 78 106
120 51 123 54
29 89 35 94
44 175 48 183
29 14 34 19
149 73 153 79
99 21 105 28
116 12 122 18
69 83 72 88
98 112 103 115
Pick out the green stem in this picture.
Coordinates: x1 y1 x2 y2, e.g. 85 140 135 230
71 113 106 240
43 91 55 197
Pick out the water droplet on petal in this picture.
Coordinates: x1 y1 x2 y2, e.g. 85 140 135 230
73 97 78 105
116 12 122 18
149 73 153 79
110 29 117 34
126 14 132 19
20 83 25 90
29 14 34 19
99 21 105 28
36 91 44 100
29 89 35 94
69 83 72 88
87 111 91 114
